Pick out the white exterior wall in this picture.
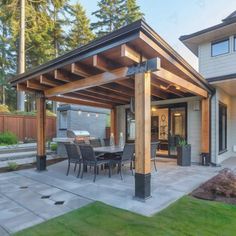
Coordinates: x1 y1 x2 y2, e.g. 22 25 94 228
116 97 202 163
211 88 236 164
199 36 236 78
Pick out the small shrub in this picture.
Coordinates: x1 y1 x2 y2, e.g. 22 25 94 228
50 143 57 151
7 162 18 171
0 132 18 145
0 104 10 113
12 110 36 116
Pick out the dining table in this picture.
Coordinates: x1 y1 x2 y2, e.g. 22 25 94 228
93 145 124 154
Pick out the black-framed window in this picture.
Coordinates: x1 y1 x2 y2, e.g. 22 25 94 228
219 103 227 153
211 39 229 57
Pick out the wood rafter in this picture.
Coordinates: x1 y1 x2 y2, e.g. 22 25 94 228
151 77 185 97
92 55 116 71
50 95 113 109
54 69 74 82
153 68 208 98
121 44 141 64
100 83 134 97
17 83 35 93
87 87 130 102
27 80 49 91
45 67 129 98
73 90 125 105
40 75 63 87
139 32 209 91
70 62 93 77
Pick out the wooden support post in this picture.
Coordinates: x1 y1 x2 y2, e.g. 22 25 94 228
134 72 151 200
36 93 46 171
201 97 210 157
110 108 117 144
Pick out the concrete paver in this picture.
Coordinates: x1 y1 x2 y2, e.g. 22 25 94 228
0 157 235 234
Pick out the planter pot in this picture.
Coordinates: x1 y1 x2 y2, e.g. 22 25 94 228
177 145 191 166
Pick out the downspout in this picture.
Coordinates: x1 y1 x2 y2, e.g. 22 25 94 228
209 89 216 166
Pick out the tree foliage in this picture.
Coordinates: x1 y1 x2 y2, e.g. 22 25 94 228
67 3 95 50
91 0 144 37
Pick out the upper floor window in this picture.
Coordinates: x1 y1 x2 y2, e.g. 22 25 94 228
211 38 229 57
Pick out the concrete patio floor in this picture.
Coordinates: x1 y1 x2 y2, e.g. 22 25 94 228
1 157 235 235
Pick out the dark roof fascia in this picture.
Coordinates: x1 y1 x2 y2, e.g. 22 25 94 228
10 20 143 85
140 21 214 93
179 19 236 42
207 73 236 83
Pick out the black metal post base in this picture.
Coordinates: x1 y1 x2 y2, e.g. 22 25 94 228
134 173 151 201
36 155 47 171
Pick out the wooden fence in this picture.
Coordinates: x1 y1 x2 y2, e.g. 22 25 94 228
0 114 56 142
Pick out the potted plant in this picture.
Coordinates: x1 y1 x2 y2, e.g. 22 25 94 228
177 138 191 166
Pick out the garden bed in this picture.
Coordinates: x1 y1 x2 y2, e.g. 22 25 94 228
191 168 236 204
0 157 66 173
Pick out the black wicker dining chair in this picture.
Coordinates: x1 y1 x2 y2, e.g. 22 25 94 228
78 144 111 182
151 142 159 172
89 139 102 148
110 143 135 180
64 143 82 177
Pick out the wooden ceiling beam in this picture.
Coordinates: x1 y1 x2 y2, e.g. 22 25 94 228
70 62 92 77
17 83 35 93
81 89 128 104
88 87 130 102
45 67 129 98
74 91 125 105
151 87 168 99
121 44 141 63
92 55 117 71
153 68 208 98
54 69 74 82
100 83 134 97
40 75 63 87
49 96 113 109
115 79 134 89
27 80 49 91
151 77 185 97
139 32 210 91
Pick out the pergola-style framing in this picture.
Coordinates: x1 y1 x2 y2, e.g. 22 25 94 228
10 20 213 200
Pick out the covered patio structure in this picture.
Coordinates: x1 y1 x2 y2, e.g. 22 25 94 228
10 20 213 200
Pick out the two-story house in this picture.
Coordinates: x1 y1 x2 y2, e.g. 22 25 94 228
180 11 236 165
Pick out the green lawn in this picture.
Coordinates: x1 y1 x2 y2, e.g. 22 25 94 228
14 196 236 236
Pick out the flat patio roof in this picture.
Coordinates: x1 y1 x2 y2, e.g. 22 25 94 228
10 19 213 109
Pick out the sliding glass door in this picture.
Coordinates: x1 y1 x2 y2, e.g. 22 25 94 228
168 106 187 157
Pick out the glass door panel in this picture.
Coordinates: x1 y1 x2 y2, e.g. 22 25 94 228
169 107 186 157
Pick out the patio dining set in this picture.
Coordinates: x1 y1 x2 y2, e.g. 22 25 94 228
64 139 159 182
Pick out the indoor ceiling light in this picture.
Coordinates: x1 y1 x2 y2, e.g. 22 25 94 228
174 113 181 117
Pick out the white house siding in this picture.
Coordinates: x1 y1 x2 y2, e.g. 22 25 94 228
199 36 236 78
211 87 236 164
116 97 202 163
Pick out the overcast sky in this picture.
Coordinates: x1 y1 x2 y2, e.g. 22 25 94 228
71 0 236 70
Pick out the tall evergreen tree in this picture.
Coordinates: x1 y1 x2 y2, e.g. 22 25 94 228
122 0 143 25
0 4 17 109
67 3 94 50
91 0 125 37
